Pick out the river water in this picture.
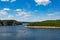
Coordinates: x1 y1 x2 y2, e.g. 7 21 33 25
0 25 60 40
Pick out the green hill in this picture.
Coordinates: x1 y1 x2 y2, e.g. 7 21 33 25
27 20 60 27
0 20 22 26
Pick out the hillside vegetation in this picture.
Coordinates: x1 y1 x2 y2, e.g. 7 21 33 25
0 20 22 26
27 20 60 27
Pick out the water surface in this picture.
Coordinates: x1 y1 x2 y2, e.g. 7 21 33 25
0 25 60 40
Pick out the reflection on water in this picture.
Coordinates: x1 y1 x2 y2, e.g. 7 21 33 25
0 25 60 40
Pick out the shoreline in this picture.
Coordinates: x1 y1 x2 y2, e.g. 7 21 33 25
26 26 60 28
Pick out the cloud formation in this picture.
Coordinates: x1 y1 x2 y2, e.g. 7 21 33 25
16 10 31 17
48 14 54 16
0 0 16 2
0 8 32 21
10 0 16 2
47 12 60 16
15 9 22 12
0 10 8 15
7 15 14 20
3 8 10 11
0 8 10 16
34 0 51 6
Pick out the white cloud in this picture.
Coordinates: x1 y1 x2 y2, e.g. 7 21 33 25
10 0 16 2
48 14 54 16
1 0 9 2
47 12 60 16
3 8 10 11
16 11 31 17
0 15 15 20
0 10 8 15
0 0 16 2
15 9 22 12
0 8 10 16
7 15 14 20
0 8 33 21
15 9 32 22
34 0 51 6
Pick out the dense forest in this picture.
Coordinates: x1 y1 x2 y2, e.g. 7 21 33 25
0 20 22 26
27 20 60 27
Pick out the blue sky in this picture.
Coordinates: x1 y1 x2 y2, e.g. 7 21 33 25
0 0 60 22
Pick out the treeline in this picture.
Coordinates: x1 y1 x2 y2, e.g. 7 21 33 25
27 20 60 27
0 20 22 26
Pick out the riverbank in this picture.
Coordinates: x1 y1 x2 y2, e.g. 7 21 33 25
26 26 60 28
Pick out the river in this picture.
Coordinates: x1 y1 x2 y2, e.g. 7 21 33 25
0 25 60 40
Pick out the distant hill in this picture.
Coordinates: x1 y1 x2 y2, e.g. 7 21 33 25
27 20 60 27
0 20 22 26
